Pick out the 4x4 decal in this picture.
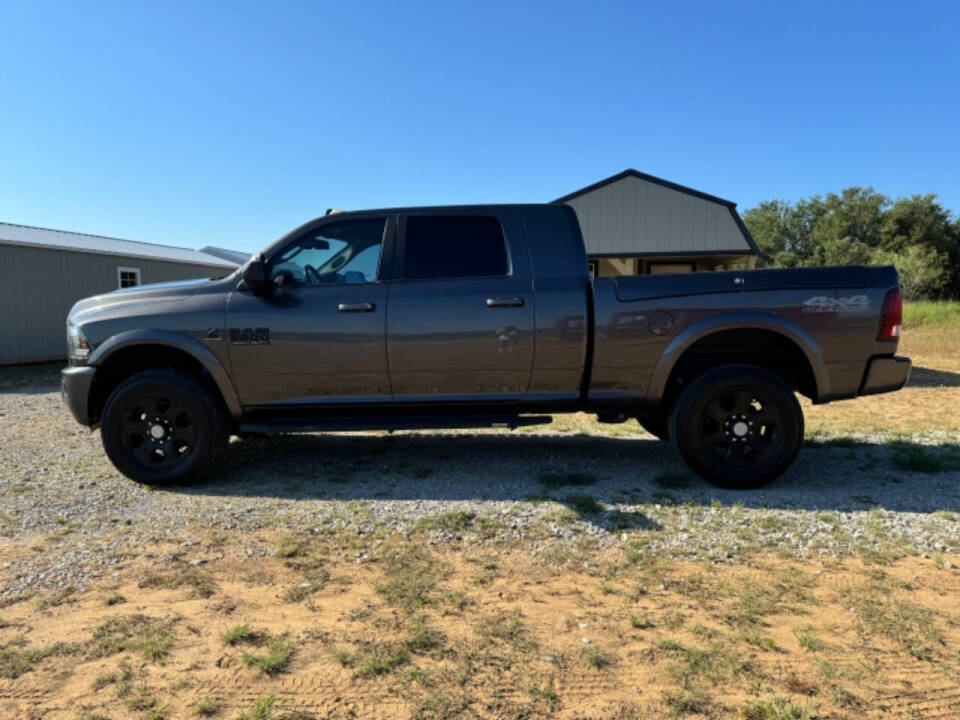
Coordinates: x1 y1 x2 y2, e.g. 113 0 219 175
802 295 870 313
229 327 270 345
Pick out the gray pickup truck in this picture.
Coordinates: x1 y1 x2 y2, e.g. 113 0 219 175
61 204 910 488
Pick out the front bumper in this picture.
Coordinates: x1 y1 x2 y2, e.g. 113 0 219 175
61 366 96 426
860 355 911 396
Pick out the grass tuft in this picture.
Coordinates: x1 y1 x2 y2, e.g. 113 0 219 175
222 623 262 646
355 644 409 678
242 637 294 676
741 693 813 720
194 695 222 716
239 695 277 720
581 645 615 669
793 628 824 651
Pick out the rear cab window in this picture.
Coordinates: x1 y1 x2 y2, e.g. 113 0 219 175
401 215 509 280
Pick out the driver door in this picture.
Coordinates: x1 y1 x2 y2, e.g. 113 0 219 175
227 215 393 407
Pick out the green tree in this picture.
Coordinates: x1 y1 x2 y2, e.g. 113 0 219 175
872 245 948 301
880 194 960 298
743 187 959 300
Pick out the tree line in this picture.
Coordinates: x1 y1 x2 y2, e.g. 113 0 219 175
743 188 960 300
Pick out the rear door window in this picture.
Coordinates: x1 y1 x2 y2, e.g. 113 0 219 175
402 215 508 280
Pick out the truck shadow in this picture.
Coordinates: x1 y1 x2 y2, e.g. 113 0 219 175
178 431 960 516
907 365 960 388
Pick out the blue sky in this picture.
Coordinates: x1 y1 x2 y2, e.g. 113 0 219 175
1 1 957 253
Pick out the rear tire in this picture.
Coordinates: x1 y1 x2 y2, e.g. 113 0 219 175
101 369 228 484
668 364 803 489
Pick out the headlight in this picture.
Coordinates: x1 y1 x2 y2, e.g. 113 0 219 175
67 324 91 361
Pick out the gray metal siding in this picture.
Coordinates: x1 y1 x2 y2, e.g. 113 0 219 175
0 244 228 365
564 174 751 256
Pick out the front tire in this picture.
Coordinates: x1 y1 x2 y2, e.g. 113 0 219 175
101 369 228 484
668 364 803 489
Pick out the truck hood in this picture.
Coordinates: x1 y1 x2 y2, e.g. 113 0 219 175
68 277 218 325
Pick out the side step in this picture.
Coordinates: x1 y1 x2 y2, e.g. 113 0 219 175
238 414 553 436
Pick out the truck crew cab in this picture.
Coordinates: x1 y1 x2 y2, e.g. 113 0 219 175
61 204 910 488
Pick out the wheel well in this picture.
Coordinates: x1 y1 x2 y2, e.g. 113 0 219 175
662 329 817 413
89 344 230 426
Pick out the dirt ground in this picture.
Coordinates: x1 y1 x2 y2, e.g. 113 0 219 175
0 312 958 720
1 533 959 720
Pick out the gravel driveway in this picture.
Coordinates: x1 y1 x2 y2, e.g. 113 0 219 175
1 379 958 597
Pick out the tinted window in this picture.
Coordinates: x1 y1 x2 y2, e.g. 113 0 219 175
271 218 385 285
404 215 507 280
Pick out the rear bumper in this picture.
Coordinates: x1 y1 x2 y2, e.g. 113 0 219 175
61 366 96 426
860 355 911 396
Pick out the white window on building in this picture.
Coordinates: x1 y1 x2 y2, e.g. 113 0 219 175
117 267 141 288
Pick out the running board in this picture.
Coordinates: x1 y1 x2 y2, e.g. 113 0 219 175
238 414 553 436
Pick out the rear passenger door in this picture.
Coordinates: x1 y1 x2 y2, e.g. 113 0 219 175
386 210 534 402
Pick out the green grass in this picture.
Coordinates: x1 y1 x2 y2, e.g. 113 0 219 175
741 693 813 720
482 610 528 645
405 615 445 653
138 565 217 598
891 443 960 473
0 639 63 678
581 645 615 669
376 544 437 612
415 511 475 533
562 494 605 515
538 471 596 490
902 300 960 328
242 638 294 675
194 695 222 716
742 632 779 651
239 695 277 720
275 535 305 559
222 623 262 646
793 628 824 651
661 688 711 716
87 615 176 663
355 645 409 678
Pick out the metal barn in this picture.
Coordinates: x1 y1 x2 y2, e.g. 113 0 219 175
555 169 758 278
0 222 238 365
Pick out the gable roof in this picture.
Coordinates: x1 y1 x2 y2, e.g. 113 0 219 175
553 169 758 257
553 168 739 207
0 221 238 268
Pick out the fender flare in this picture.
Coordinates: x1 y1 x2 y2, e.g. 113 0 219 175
87 329 242 420
647 311 829 402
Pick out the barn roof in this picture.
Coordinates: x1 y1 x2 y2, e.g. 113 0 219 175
553 169 758 257
0 221 239 268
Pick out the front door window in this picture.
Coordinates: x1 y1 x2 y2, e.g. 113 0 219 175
270 218 386 285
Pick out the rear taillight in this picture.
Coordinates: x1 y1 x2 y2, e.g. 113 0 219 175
877 287 902 342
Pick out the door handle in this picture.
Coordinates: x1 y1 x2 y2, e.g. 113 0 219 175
485 296 524 308
337 302 376 313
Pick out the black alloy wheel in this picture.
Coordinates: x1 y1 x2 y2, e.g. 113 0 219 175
700 389 779 468
120 392 196 469
669 364 803 488
101 369 228 484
